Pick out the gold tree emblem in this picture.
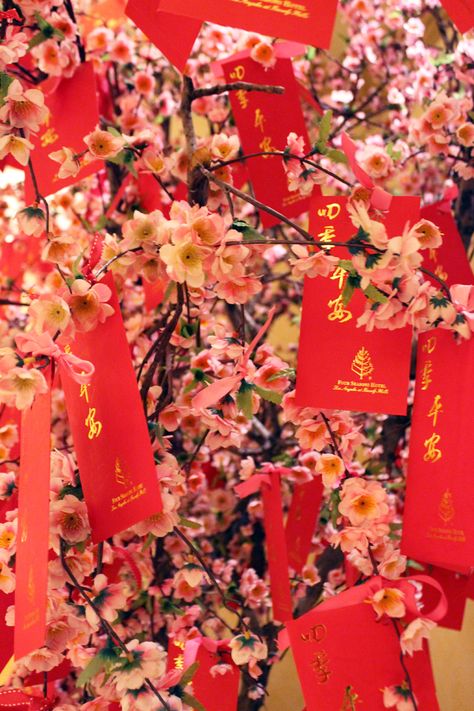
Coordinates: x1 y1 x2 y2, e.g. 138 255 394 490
438 489 455 524
340 686 361 710
351 347 374 380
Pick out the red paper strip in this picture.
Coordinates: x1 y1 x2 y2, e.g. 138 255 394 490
261 469 293 621
236 470 292 621
296 195 417 415
285 478 323 573
439 0 474 33
160 0 338 49
60 274 162 542
420 202 473 287
220 55 312 228
25 63 101 203
14 373 51 659
422 565 469 630
401 330 474 573
126 0 201 71
285 579 440 710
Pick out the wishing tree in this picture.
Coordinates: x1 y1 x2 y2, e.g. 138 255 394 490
0 0 473 709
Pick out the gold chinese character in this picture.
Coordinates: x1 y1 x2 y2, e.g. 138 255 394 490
301 624 327 643
420 360 433 390
85 407 103 439
340 686 361 711
328 295 352 323
236 89 249 109
311 649 331 684
259 136 277 154
229 65 245 80
318 225 336 245
27 565 36 605
19 514 28 544
40 127 59 148
80 383 90 404
427 394 443 426
422 337 437 354
254 108 266 132
435 264 448 281
317 202 341 220
423 432 442 463
330 266 348 289
174 653 184 670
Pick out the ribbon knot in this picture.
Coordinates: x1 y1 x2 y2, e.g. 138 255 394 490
15 333 95 385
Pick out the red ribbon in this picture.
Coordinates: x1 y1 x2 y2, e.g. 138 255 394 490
192 306 276 410
340 132 392 211
0 690 54 711
0 9 20 21
184 637 231 667
82 233 104 280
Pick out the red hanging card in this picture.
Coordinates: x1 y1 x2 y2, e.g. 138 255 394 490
439 0 474 33
14 373 51 659
295 195 417 415
219 55 312 228
285 478 323 573
25 63 101 203
401 330 474 574
126 0 201 71
160 0 338 49
420 203 473 287
184 640 239 711
285 580 440 710
60 274 162 543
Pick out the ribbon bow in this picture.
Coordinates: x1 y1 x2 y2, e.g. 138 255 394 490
0 9 20 21
0 690 54 711
192 306 276 410
341 132 392 212
15 333 95 385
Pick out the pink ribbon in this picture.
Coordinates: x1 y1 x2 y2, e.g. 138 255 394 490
192 306 276 410
235 464 292 498
15 333 95 385
0 690 54 711
340 132 392 211
436 184 458 214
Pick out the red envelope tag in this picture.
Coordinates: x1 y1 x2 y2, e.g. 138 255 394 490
160 0 338 49
188 644 239 711
285 582 439 710
25 63 101 203
60 274 162 543
420 202 473 287
220 55 312 228
295 195 417 415
137 172 162 212
14 373 51 659
439 0 474 33
126 0 201 71
285 478 323 573
401 330 474 574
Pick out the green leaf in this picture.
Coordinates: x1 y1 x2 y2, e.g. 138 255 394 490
326 148 347 164
432 53 454 67
318 110 333 146
77 654 107 687
306 46 316 61
181 693 207 711
266 367 296 382
0 72 13 102
107 126 122 137
178 516 201 530
254 385 283 405
364 284 388 304
237 381 255 419
180 661 200 686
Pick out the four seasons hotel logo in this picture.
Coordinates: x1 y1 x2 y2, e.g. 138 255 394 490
351 347 374 380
